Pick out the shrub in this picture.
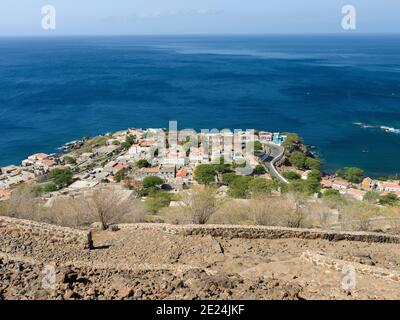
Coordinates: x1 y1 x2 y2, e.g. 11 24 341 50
340 202 381 232
145 189 172 213
283 171 301 180
43 183 58 193
114 170 127 183
305 157 321 171
337 167 364 183
48 168 74 188
308 170 321 181
136 159 151 168
194 165 217 185
121 141 131 150
363 191 379 204
232 194 311 228
209 201 252 225
253 164 266 175
228 176 253 199
178 187 219 224
322 189 340 198
289 151 307 169
3 185 40 220
280 193 312 228
248 178 276 196
222 172 239 186
379 193 399 206
63 156 76 165
282 133 301 149
288 171 321 195
81 187 145 230
2 185 146 228
383 207 400 235
249 197 292 226
142 176 164 189
125 135 136 145
121 135 136 150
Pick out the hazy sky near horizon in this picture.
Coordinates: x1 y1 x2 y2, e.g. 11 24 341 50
0 0 399 35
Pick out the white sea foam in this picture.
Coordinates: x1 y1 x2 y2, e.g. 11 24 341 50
354 122 400 134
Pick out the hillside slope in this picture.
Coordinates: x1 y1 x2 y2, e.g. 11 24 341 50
1 216 400 300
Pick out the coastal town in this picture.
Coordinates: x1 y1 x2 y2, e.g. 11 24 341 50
0 125 400 208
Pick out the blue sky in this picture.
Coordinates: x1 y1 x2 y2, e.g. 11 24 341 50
0 0 399 35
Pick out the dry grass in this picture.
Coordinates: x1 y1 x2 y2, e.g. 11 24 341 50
209 201 253 225
77 187 147 229
339 201 382 232
1 185 146 228
204 193 315 228
163 187 219 224
2 184 400 234
382 207 400 234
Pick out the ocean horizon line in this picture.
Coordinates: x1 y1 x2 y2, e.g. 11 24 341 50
1 32 400 38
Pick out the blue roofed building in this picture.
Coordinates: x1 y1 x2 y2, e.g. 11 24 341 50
272 133 287 145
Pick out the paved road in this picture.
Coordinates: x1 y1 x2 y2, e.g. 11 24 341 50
257 143 289 184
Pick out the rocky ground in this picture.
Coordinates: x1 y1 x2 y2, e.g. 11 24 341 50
1 216 400 300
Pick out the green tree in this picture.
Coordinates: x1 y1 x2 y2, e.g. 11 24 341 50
307 170 322 182
142 176 164 189
125 134 136 145
288 180 308 194
304 178 321 195
121 141 131 150
114 170 127 183
253 164 266 175
288 171 320 195
120 134 136 150
289 151 307 169
48 168 74 188
282 133 301 149
305 157 321 171
146 190 172 213
212 162 232 174
228 176 253 198
379 193 399 206
194 165 217 185
222 172 239 186
343 167 364 183
336 169 345 178
135 159 151 168
283 171 301 180
248 178 275 196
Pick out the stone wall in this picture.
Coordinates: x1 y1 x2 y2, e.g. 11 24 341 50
301 251 400 283
118 223 400 244
0 216 87 261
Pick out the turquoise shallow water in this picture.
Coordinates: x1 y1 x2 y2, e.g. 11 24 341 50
0 35 400 177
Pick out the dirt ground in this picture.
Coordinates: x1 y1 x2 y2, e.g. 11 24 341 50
1 219 400 300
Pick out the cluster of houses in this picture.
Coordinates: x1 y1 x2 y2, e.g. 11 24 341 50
0 127 286 202
0 152 65 201
2 125 399 207
320 176 400 201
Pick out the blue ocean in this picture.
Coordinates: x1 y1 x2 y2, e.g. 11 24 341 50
0 35 399 177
